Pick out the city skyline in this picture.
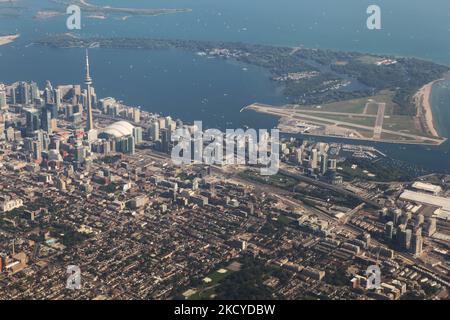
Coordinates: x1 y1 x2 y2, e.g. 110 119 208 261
0 0 449 307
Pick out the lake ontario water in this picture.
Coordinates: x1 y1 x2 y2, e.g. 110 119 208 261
1 0 450 171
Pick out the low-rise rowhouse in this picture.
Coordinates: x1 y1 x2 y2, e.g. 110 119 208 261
0 198 23 213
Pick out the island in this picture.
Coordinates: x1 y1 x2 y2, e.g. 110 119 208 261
36 35 450 145
0 33 19 46
49 0 192 17
34 10 65 20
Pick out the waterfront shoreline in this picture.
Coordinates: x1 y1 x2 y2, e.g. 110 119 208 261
50 0 192 17
279 131 447 147
413 79 444 138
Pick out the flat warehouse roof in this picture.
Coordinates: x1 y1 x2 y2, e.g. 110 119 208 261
412 182 442 193
400 190 450 211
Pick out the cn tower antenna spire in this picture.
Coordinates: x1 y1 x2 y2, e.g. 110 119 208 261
85 49 92 85
85 49 94 132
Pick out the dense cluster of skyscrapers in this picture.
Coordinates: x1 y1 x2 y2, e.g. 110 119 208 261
0 51 151 171
382 207 436 257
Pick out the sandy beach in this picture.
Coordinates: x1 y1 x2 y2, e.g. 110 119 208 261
414 80 442 138
0 34 20 46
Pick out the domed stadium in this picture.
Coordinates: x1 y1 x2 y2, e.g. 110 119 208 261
99 121 135 139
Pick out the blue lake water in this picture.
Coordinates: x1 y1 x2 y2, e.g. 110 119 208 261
1 0 450 171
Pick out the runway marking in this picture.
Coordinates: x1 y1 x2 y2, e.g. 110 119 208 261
373 102 386 139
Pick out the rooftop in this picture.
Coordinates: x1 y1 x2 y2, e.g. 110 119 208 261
412 182 442 194
100 121 134 139
400 190 450 213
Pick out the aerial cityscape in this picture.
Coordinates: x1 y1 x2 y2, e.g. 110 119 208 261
0 0 449 305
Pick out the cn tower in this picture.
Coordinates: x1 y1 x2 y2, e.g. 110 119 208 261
85 49 94 132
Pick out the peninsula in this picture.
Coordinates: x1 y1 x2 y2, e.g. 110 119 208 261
36 35 449 144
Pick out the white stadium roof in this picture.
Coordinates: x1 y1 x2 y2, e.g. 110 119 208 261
101 121 134 138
